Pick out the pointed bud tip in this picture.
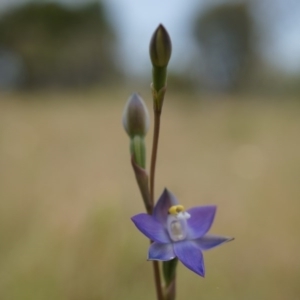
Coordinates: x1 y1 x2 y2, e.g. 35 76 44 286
149 24 172 68
122 93 150 138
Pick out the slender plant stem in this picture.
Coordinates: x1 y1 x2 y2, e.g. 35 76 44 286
150 110 163 300
150 111 161 206
152 260 163 300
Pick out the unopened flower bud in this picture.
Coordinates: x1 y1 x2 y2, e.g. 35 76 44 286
149 24 172 68
122 93 150 138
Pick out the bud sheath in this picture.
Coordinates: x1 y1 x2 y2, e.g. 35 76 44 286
130 135 146 169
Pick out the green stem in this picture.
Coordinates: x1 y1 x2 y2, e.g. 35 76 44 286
150 111 161 207
150 110 163 300
152 260 163 300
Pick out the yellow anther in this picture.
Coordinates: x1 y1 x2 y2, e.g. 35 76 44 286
168 205 185 215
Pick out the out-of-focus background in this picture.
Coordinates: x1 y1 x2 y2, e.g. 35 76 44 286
0 0 299 299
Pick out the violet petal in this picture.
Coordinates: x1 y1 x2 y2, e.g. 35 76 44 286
194 234 234 251
148 242 175 261
131 213 170 243
173 240 205 277
153 188 178 225
186 206 217 239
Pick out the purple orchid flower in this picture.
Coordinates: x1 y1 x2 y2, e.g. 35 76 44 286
131 189 233 277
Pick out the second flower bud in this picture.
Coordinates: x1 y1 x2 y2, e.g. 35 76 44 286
122 93 150 138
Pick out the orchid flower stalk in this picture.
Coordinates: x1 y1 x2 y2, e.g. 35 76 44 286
122 24 233 300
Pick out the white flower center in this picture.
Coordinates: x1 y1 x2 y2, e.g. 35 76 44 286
167 206 190 242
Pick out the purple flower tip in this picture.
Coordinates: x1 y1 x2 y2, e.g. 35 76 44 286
131 189 233 277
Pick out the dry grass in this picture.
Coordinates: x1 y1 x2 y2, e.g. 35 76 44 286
0 88 299 300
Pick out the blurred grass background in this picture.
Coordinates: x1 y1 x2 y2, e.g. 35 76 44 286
0 88 299 299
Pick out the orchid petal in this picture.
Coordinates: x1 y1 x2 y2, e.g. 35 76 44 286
174 240 205 277
194 234 234 251
148 242 175 261
186 206 216 239
131 213 170 243
153 188 178 225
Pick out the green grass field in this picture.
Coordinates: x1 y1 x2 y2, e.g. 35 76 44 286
0 89 299 299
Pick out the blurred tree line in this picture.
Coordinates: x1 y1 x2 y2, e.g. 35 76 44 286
190 2 300 94
193 3 253 92
0 1 120 89
0 1 299 94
